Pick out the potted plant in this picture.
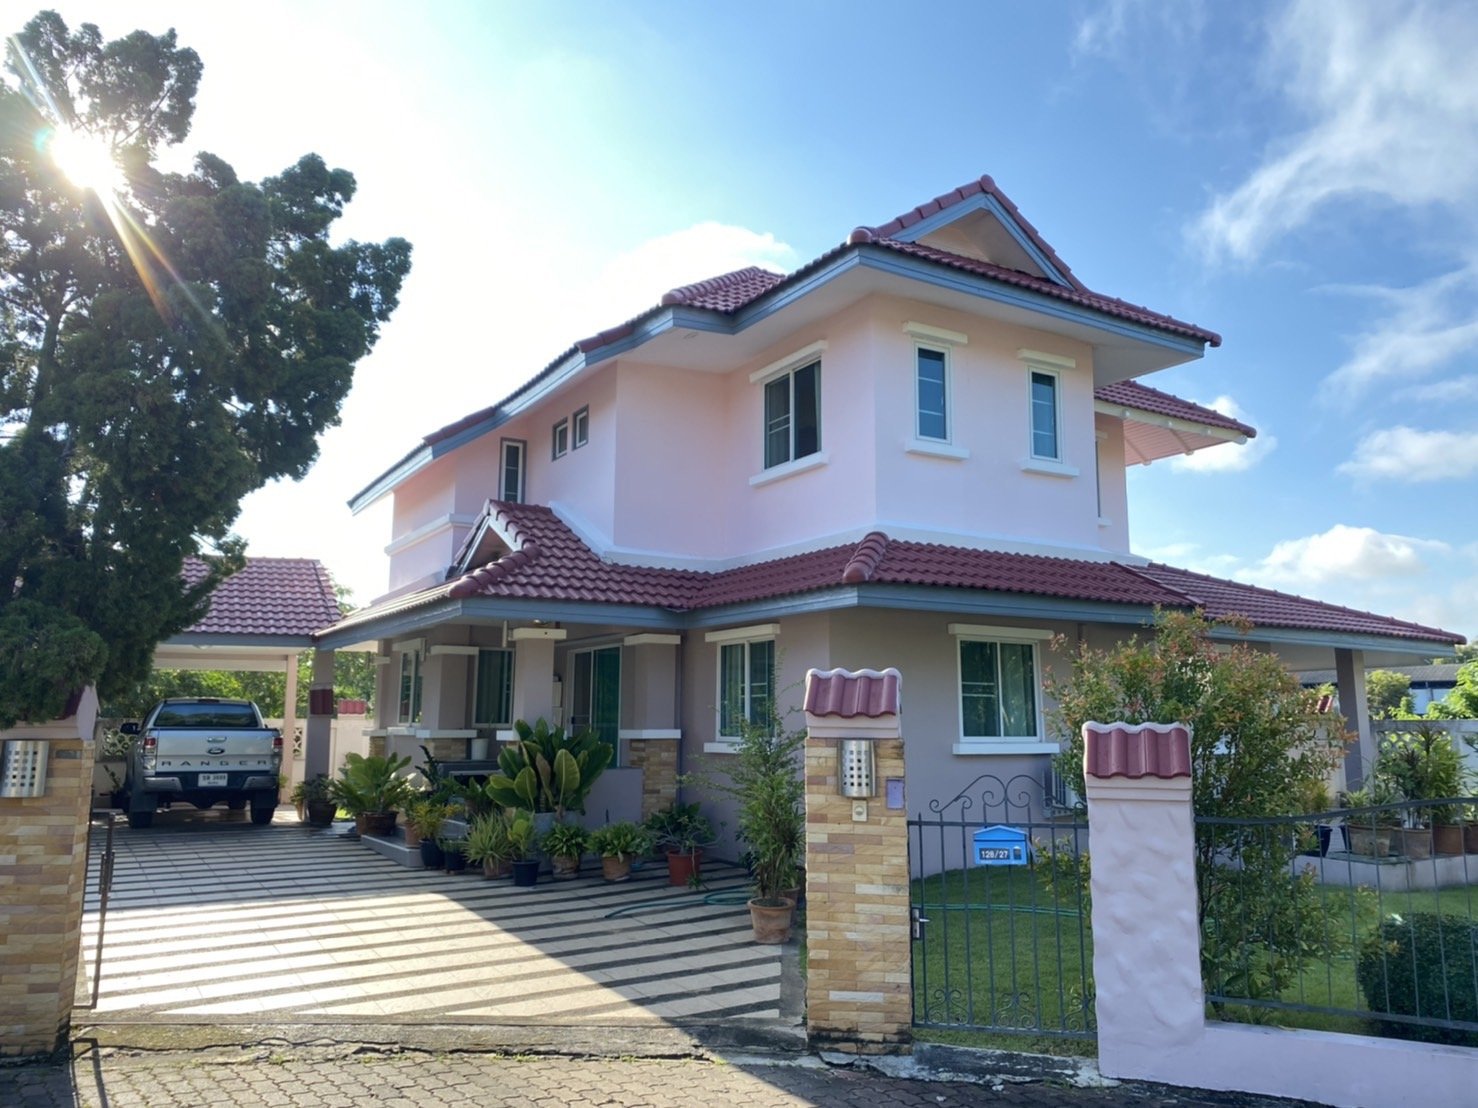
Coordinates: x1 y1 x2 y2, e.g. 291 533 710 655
464 809 515 878
542 821 590 880
1342 782 1400 857
439 834 469 874
1374 726 1467 858
507 810 540 887
298 774 338 828
330 752 417 836
646 802 715 887
483 718 613 821
696 714 805 943
406 798 458 867
1294 779 1335 857
589 821 651 882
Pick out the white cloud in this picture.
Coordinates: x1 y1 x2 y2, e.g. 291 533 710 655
580 222 797 335
1168 394 1276 473
1192 2 1478 264
1244 524 1450 588
1337 426 1478 482
1072 0 1206 61
1325 265 1478 394
1401 374 1478 403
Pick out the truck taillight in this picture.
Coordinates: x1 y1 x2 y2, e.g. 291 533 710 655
272 732 283 754
143 731 157 770
143 734 156 753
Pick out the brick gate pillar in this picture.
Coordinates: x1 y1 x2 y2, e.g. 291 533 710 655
802 667 910 1054
0 688 99 1058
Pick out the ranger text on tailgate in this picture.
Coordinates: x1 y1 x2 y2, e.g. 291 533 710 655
118 698 283 828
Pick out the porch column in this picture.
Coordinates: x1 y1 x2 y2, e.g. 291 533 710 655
621 633 682 820
1334 648 1372 787
282 652 300 788
507 627 567 734
304 648 335 779
803 666 910 1054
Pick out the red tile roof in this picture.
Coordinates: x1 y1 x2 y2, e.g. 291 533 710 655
183 557 341 637
862 238 1221 347
396 176 1219 465
325 503 1461 647
1095 380 1254 437
857 174 1086 291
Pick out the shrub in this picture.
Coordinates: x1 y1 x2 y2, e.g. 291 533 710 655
1357 912 1478 1046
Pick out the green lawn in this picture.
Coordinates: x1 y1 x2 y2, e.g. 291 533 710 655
910 863 1094 1046
910 862 1478 1048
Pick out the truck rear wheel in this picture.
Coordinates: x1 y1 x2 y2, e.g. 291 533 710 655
127 809 154 829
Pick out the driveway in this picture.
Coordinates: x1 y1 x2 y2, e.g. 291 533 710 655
80 808 792 1026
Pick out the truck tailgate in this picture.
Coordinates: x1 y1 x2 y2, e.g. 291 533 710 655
152 729 279 772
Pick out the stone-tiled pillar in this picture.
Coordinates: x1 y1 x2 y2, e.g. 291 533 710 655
802 667 910 1054
624 738 678 821
1081 721 1202 1077
0 689 99 1058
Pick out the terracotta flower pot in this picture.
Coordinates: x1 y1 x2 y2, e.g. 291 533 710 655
1399 827 1433 860
362 811 398 837
749 897 795 944
1433 824 1465 855
551 853 581 880
601 855 632 883
1466 823 1478 854
483 857 513 879
1347 825 1392 857
666 848 702 887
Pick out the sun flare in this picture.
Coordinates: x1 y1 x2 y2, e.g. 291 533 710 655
48 127 123 195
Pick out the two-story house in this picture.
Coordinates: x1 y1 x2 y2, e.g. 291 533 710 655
316 175 1462 835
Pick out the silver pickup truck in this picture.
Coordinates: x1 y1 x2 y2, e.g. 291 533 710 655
119 698 283 828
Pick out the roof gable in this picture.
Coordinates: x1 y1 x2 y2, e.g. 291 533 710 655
851 174 1082 290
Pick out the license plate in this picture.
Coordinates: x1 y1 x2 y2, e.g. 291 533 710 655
198 772 228 787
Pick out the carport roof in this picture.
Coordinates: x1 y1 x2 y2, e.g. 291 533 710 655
179 557 341 640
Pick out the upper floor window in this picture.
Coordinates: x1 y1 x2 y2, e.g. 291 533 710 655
949 623 1055 754
552 418 569 459
903 321 966 447
500 439 525 503
473 648 513 728
1030 370 1059 461
397 648 423 724
572 406 589 449
764 360 820 469
917 348 948 441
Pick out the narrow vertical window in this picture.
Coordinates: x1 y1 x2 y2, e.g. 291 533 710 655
397 650 422 724
474 649 513 727
1030 371 1059 460
763 359 821 468
552 418 569 459
500 439 525 503
916 347 947 441
572 406 589 448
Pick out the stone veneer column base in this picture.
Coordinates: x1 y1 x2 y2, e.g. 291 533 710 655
624 738 678 822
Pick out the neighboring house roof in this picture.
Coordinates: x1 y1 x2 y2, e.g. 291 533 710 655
181 557 341 638
351 174 1222 511
322 503 1461 648
1298 663 1463 685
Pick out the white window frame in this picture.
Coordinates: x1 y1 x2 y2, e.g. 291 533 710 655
948 623 1057 756
915 344 951 443
751 341 825 475
396 648 423 725
572 405 589 449
552 417 569 460
703 623 779 753
1018 349 1079 477
903 320 967 452
500 438 526 503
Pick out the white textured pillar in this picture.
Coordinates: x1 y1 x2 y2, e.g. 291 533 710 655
1082 721 1202 1077
304 648 335 779
507 627 566 735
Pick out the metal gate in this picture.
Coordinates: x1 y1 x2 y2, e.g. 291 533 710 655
908 772 1095 1041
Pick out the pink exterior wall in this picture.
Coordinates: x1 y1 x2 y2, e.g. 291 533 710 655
1093 414 1130 553
1085 722 1478 1107
384 289 1135 575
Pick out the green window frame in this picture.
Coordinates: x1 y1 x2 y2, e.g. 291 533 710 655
397 650 423 725
473 648 513 728
719 638 774 740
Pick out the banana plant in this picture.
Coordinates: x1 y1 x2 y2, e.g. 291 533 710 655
483 718 612 819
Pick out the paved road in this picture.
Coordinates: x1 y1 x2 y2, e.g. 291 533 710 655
0 1042 1319 1108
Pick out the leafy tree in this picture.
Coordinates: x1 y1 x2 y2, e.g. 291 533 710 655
1048 610 1349 1012
0 11 410 726
1366 669 1414 720
101 648 377 720
1426 659 1478 719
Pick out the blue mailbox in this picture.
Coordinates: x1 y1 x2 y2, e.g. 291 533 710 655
972 824 1031 867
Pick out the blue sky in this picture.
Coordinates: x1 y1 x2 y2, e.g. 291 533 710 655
33 2 1478 641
